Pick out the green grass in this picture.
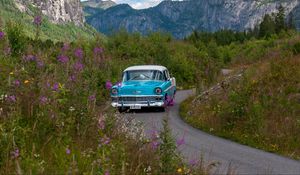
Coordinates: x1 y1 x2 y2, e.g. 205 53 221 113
0 0 100 42
180 37 300 159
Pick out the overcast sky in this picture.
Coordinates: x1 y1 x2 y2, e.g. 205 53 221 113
81 0 164 9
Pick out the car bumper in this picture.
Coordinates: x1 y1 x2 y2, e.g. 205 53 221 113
111 101 165 108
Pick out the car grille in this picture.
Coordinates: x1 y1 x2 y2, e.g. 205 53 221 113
119 96 159 102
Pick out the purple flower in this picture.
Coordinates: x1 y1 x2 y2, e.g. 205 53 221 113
104 170 110 175
151 141 160 150
11 149 20 159
4 47 11 56
73 61 84 72
7 95 16 103
52 83 59 91
69 75 76 82
98 119 105 130
62 43 70 52
176 135 185 147
46 82 51 88
66 148 71 155
40 96 48 105
89 94 96 102
74 48 83 59
149 129 159 140
0 31 4 40
36 60 44 68
24 55 36 62
33 16 42 26
189 159 198 167
100 136 111 145
57 55 69 64
14 80 21 87
94 47 104 55
105 81 113 90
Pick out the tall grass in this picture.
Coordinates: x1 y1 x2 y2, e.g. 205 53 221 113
181 36 300 159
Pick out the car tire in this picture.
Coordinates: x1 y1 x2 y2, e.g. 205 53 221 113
118 107 128 113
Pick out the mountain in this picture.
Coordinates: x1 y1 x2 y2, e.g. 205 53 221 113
14 0 85 26
82 0 116 10
0 0 98 41
86 0 299 38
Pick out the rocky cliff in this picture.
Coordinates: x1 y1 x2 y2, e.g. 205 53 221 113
86 0 299 38
82 0 116 10
14 0 85 26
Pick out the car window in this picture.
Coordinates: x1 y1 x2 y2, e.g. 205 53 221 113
164 70 170 80
123 70 165 81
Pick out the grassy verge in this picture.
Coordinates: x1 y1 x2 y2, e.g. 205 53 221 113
180 53 300 160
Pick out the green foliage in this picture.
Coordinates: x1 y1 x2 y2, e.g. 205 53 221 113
275 5 286 33
259 14 276 38
106 31 220 88
159 118 179 173
292 42 300 55
5 21 27 56
181 54 300 159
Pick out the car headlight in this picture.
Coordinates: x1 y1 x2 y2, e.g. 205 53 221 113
111 88 118 95
154 87 162 95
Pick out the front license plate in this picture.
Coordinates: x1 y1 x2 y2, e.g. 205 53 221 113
130 105 142 109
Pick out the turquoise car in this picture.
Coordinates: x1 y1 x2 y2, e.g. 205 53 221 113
111 65 176 112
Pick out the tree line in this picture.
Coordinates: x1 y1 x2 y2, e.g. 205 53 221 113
186 4 296 46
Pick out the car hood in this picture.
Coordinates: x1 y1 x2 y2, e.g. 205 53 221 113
118 81 164 96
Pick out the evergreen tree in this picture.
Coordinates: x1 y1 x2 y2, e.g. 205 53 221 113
287 13 296 30
275 4 286 33
259 14 276 38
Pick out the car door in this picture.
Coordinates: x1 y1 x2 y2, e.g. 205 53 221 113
163 70 174 96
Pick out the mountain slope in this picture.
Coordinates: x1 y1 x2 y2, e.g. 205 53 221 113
15 0 85 26
0 0 99 42
86 0 299 38
82 0 116 10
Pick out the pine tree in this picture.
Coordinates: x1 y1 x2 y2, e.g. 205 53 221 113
287 13 296 30
275 4 286 33
259 14 276 38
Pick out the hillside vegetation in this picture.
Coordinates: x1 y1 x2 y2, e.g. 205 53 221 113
0 17 225 174
0 0 98 42
181 10 300 159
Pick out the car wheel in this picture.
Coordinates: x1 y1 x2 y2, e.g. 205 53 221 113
118 107 128 113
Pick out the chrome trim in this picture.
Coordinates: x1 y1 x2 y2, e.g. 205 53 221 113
164 85 175 92
115 95 163 97
111 102 164 108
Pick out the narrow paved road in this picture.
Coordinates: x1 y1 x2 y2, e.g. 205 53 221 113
123 90 300 174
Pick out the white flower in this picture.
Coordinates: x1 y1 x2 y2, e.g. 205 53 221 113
69 106 75 112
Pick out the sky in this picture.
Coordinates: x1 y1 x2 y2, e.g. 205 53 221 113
81 0 165 9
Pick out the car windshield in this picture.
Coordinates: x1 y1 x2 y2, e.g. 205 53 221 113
122 70 165 81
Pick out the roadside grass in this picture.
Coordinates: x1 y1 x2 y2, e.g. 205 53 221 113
180 47 300 159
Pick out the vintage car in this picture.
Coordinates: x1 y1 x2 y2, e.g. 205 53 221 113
111 65 176 112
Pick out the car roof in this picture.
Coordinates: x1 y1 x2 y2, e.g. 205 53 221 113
124 65 167 72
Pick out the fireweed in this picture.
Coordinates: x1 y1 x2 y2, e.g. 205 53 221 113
0 31 4 40
33 16 42 26
57 55 69 64
74 48 84 59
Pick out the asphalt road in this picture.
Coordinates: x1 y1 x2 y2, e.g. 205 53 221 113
123 90 300 174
